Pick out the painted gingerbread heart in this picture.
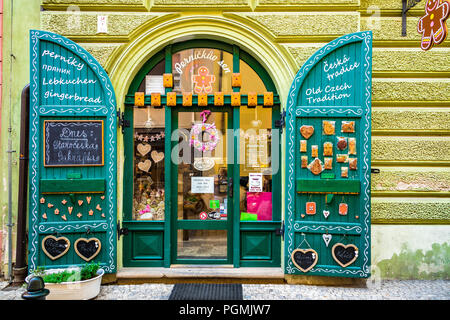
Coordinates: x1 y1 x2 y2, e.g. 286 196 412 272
300 125 314 139
138 159 151 172
151 150 164 163
137 143 151 157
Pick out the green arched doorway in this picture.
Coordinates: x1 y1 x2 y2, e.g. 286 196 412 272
122 39 282 268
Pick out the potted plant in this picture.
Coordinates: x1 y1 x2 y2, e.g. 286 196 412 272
25 261 104 300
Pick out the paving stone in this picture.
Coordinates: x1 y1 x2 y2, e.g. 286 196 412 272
0 280 448 300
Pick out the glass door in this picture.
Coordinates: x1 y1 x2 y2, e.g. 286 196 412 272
172 108 233 264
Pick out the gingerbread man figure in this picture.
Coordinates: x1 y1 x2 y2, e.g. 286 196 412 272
417 0 450 50
192 66 215 94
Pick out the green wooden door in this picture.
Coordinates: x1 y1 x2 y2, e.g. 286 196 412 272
284 31 373 278
171 107 233 264
28 30 117 273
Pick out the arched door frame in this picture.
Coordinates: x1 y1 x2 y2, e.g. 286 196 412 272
107 15 296 269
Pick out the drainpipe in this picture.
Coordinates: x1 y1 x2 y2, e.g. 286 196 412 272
13 84 30 284
6 0 16 283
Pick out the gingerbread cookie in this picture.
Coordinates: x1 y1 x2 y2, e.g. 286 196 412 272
308 158 324 175
324 157 333 170
337 136 348 150
417 0 450 51
301 155 308 168
300 125 314 139
341 167 349 178
341 121 355 133
323 121 335 135
348 138 357 155
349 158 358 170
337 154 348 163
311 145 318 158
323 142 333 156
300 140 307 153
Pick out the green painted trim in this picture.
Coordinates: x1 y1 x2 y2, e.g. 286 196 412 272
164 45 173 268
296 179 361 194
40 179 105 194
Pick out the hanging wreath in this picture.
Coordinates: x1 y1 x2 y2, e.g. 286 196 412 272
189 110 220 152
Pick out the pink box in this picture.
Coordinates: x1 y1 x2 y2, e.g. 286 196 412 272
247 192 272 221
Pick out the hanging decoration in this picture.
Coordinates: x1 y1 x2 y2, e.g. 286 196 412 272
74 237 102 262
42 235 70 261
134 131 165 142
332 243 359 268
189 110 220 152
322 233 333 247
291 233 319 272
417 0 450 51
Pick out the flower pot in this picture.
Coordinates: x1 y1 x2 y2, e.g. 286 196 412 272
26 268 104 300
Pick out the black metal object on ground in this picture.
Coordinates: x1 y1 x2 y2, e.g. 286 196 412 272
169 283 243 300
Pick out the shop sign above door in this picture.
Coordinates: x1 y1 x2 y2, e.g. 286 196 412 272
284 31 373 278
29 30 117 273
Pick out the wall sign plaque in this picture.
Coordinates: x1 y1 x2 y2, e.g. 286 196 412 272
332 243 359 267
291 249 318 272
43 120 104 167
42 235 70 261
75 237 102 262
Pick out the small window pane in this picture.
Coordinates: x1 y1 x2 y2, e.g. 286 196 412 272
133 107 166 221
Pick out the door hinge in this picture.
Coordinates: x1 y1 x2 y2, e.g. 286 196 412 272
275 221 284 237
117 109 130 134
117 220 129 240
275 110 286 134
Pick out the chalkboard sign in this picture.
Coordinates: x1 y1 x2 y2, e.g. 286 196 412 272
332 243 358 268
42 235 70 260
75 237 102 262
291 248 318 272
44 120 104 167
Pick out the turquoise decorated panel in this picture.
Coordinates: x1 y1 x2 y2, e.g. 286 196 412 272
29 30 117 273
285 32 372 278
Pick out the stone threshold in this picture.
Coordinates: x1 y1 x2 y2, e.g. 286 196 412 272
115 267 285 284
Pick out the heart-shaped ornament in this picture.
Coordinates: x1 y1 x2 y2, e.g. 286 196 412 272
138 159 151 172
137 143 151 157
68 207 73 214
42 235 70 261
61 214 67 221
332 243 359 268
74 238 102 262
151 150 164 163
323 210 330 219
78 200 83 206
322 234 332 247
291 248 318 272
86 196 92 204
96 204 102 211
300 125 314 139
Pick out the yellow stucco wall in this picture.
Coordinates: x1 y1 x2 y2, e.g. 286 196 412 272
1 0 448 279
